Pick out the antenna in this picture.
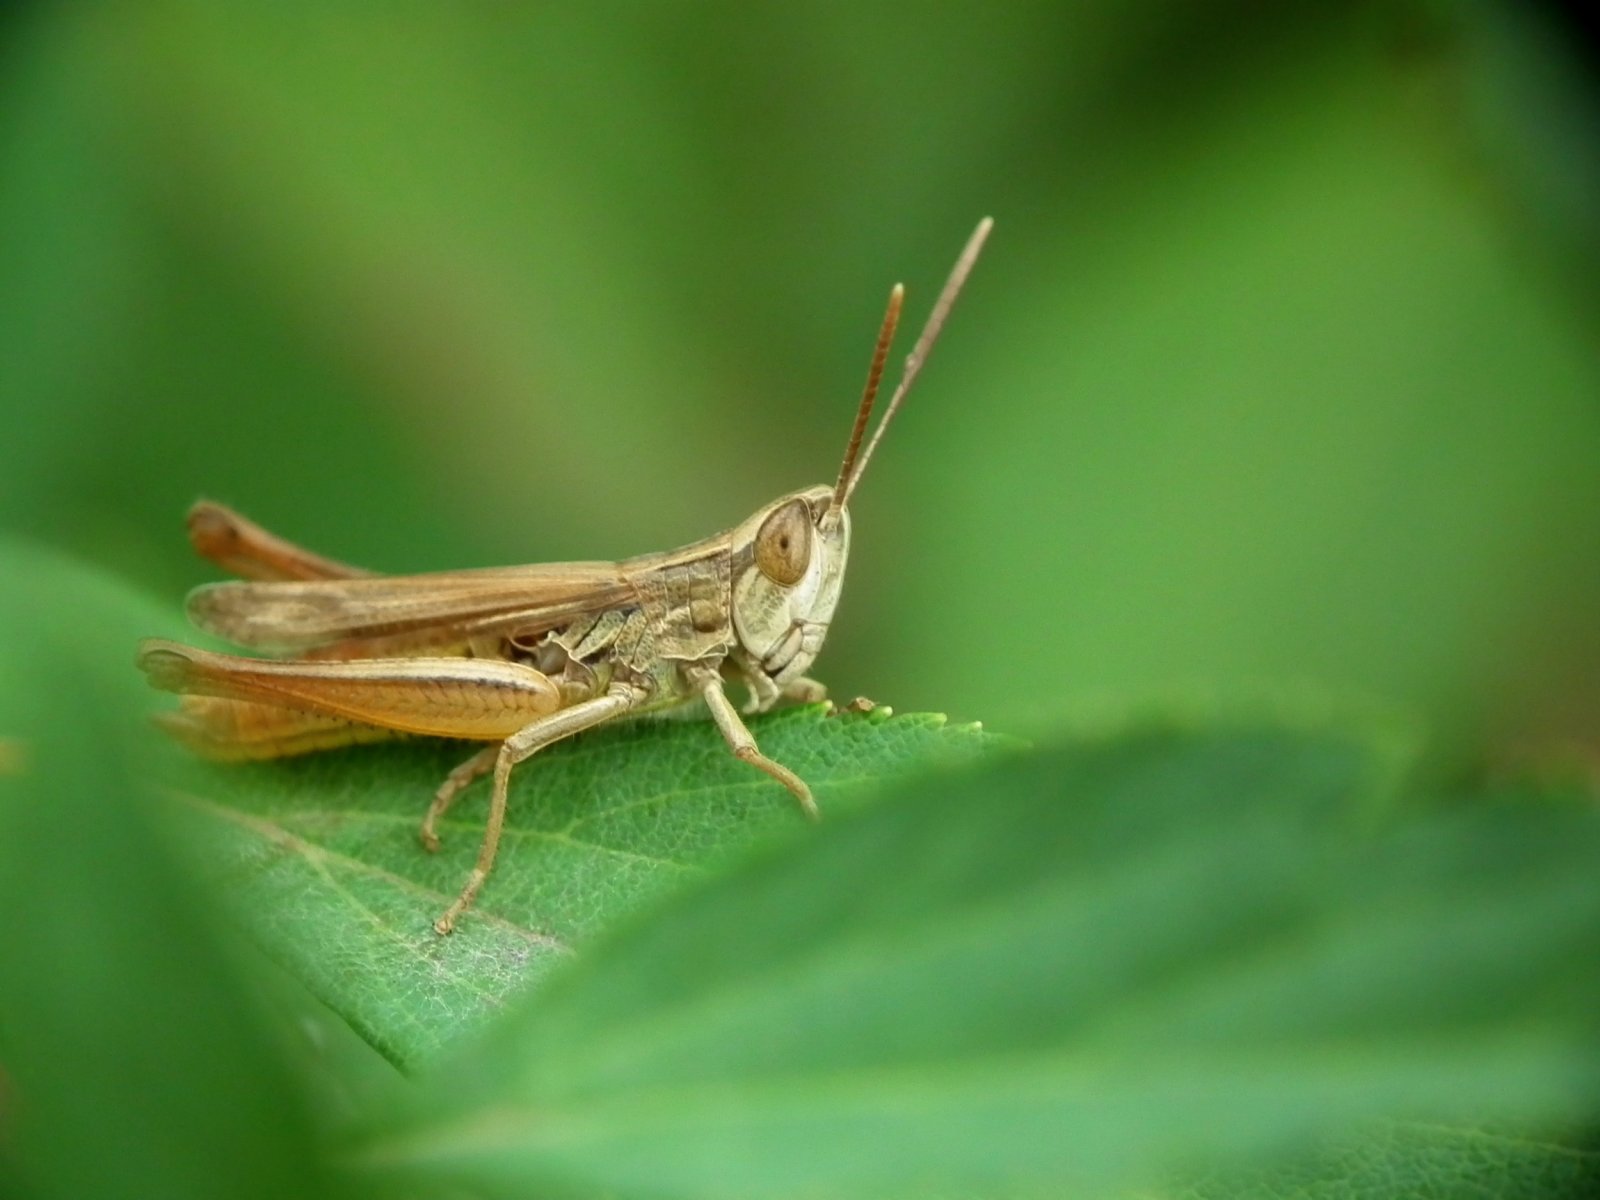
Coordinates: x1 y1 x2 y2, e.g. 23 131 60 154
829 283 904 519
839 216 992 508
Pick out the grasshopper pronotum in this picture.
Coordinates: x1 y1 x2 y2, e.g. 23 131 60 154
139 218 992 933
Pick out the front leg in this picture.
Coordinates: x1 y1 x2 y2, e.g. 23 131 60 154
740 665 781 714
691 668 819 820
780 676 828 705
772 675 879 715
740 671 827 714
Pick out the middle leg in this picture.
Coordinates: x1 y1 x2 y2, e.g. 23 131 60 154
420 745 498 852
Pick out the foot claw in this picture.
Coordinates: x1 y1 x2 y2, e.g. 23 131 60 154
829 696 879 717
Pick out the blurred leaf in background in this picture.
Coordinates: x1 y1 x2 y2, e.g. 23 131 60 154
4 0 1599 766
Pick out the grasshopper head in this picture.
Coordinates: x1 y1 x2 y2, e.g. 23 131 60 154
730 485 850 685
727 217 992 692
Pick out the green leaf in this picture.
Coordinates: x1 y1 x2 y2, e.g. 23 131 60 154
1176 1120 1600 1200
356 730 1600 1200
0 539 341 1200
168 705 1002 1069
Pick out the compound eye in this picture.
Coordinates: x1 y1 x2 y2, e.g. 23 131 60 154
754 500 813 586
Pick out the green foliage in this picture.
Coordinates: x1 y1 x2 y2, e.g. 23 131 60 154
6 3 1600 1198
1178 1122 1600 1200
357 730 1600 1200
175 707 999 1068
4 540 1600 1199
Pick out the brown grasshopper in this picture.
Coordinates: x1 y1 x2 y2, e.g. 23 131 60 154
138 218 992 933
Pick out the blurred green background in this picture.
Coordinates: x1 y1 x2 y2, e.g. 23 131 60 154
5 0 1600 766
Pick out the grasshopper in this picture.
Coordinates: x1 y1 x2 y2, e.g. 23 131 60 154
138 218 992 933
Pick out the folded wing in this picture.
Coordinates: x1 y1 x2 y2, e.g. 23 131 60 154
187 563 636 653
